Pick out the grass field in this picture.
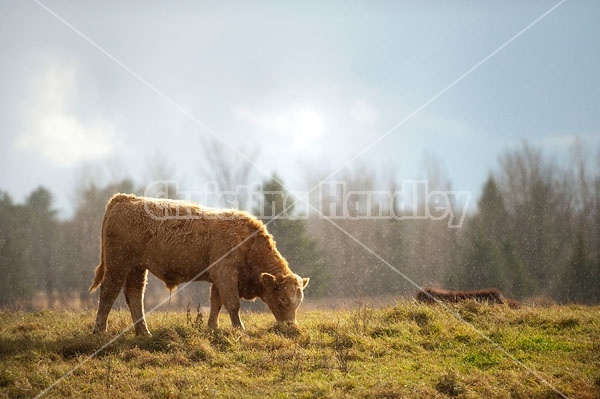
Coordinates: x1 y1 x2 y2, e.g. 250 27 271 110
1 302 598 399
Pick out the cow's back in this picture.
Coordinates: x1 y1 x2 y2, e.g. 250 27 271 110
101 194 260 285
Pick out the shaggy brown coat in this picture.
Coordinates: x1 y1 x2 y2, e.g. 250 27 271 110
90 193 309 335
416 287 518 306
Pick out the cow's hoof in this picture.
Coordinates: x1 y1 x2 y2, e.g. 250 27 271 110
92 326 106 334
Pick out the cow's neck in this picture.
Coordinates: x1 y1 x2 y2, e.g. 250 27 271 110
248 232 291 277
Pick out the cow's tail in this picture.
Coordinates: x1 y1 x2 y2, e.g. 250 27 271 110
89 262 105 292
89 213 108 292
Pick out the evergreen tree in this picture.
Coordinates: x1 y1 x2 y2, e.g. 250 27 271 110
255 176 328 296
456 226 506 290
478 176 508 241
501 239 533 298
24 187 59 303
592 255 600 304
451 175 533 298
0 192 30 306
564 232 594 303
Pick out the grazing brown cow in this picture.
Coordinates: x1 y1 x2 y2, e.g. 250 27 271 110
90 193 309 335
416 287 511 305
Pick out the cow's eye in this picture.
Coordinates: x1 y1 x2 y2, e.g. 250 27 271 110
279 296 288 303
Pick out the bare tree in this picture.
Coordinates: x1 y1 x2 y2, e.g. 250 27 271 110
197 139 260 210
199 139 259 189
412 154 456 286
142 152 181 199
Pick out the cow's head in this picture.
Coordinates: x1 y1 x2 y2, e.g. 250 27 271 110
260 273 309 324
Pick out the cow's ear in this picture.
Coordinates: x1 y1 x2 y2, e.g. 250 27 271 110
302 277 310 288
260 273 277 290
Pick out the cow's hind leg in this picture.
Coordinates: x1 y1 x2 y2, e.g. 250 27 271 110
208 284 222 329
93 270 127 333
124 267 150 336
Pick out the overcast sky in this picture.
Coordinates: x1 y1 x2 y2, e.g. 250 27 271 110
1 1 599 217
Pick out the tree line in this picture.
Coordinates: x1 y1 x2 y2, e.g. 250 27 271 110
0 141 598 308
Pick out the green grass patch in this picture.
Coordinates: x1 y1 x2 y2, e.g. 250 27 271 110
517 335 571 353
461 349 501 369
0 304 599 398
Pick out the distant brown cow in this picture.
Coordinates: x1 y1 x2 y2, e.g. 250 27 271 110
416 287 513 305
90 193 309 335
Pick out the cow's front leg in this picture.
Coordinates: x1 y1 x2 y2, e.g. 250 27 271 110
213 276 244 329
222 293 244 330
208 284 222 329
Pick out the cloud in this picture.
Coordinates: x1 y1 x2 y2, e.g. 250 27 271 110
537 134 599 150
349 99 379 124
16 114 116 167
15 59 117 167
235 105 326 150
